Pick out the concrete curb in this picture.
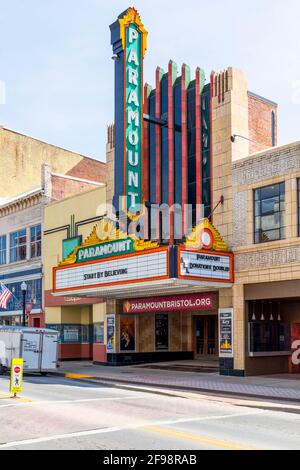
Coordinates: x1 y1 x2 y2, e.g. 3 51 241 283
54 370 300 405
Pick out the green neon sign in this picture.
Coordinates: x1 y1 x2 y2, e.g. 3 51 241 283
125 23 142 217
76 238 134 263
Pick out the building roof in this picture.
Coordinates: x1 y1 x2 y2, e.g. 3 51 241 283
0 126 106 165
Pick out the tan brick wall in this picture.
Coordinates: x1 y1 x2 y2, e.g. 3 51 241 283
233 284 246 370
106 124 115 208
138 314 154 352
212 67 249 246
169 312 182 351
0 127 106 199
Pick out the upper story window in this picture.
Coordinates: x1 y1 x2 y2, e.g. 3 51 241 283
10 229 27 263
254 183 285 244
30 224 41 258
0 235 6 265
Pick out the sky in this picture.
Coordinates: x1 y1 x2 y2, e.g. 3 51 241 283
0 0 300 161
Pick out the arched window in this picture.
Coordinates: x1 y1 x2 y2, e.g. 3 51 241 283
271 111 276 147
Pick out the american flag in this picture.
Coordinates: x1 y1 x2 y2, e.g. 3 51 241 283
0 282 12 309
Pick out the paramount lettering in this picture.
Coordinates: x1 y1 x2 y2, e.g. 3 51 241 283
125 23 142 214
77 239 132 262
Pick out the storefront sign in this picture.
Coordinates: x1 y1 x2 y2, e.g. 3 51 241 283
106 315 115 353
219 309 233 357
123 293 215 314
178 247 234 283
54 248 169 292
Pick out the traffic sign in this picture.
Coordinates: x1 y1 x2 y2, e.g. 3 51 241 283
10 358 24 396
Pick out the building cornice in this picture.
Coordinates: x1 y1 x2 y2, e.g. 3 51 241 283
0 188 45 217
232 141 300 168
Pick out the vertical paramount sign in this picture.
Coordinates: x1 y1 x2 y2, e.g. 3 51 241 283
125 22 142 216
111 8 148 220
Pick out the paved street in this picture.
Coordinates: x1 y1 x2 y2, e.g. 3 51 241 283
0 374 300 450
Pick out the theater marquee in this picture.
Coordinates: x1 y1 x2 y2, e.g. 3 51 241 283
54 247 169 293
52 218 234 295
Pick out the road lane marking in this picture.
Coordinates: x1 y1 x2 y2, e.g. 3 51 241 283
141 426 262 450
64 374 93 379
0 394 157 408
0 410 264 448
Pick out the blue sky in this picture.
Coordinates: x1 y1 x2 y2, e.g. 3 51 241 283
0 0 299 161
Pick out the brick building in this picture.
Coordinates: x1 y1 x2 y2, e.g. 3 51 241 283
0 128 106 326
232 141 300 375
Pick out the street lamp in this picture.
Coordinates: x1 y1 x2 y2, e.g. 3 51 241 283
21 282 27 327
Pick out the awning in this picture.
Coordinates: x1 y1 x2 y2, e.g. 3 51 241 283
51 278 233 300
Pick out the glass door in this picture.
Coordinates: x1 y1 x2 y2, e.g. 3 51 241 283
195 316 218 358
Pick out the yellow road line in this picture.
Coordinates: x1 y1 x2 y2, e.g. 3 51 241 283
142 426 262 451
65 373 93 379
0 393 33 403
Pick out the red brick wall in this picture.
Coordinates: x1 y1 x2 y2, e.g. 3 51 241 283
67 158 107 184
248 93 277 154
59 344 93 360
51 175 100 201
93 344 107 364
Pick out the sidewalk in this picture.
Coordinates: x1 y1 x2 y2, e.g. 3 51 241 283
56 361 300 402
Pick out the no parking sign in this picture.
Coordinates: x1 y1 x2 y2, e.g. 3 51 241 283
10 358 24 395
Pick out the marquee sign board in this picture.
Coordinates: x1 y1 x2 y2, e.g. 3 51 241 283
53 247 169 293
178 247 234 283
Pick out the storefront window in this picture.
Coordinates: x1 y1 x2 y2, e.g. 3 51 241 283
254 183 285 243
94 322 104 344
46 324 92 344
155 314 169 351
81 325 91 343
249 322 290 354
